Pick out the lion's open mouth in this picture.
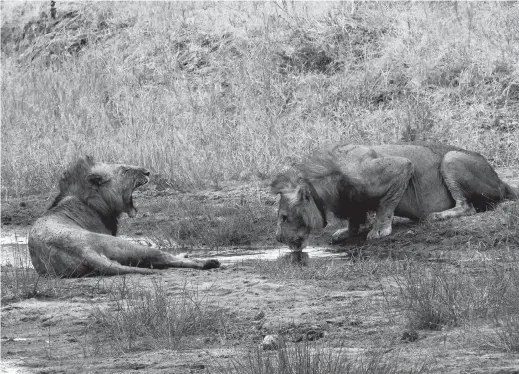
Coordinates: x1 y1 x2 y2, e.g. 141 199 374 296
135 175 149 188
127 173 150 217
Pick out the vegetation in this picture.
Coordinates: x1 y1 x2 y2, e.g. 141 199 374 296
393 259 517 330
2 2 519 372
90 278 228 353
2 1 518 195
0 240 66 302
213 340 431 374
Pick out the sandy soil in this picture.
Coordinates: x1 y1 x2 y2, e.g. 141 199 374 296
2 168 519 373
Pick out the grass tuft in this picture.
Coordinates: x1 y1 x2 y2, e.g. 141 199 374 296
490 313 519 353
393 260 512 330
90 277 228 353
213 340 432 374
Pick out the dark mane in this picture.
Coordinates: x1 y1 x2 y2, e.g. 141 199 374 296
48 156 119 236
49 156 96 209
298 150 367 221
297 149 342 180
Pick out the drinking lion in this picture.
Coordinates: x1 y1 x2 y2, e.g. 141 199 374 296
271 142 518 249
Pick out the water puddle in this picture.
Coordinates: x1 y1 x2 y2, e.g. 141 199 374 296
206 246 338 265
1 232 341 269
1 231 32 268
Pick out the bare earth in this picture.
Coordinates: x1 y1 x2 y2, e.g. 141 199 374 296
2 168 519 373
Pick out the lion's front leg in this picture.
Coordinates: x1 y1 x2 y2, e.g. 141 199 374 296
362 157 414 240
330 215 363 244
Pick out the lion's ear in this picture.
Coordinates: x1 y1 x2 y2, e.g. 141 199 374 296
271 173 292 194
87 172 111 186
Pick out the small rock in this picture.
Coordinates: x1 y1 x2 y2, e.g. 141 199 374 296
260 335 280 350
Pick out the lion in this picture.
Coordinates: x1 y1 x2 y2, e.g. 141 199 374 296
271 142 518 250
28 156 220 277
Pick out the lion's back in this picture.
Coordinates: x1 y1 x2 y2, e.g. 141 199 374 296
331 142 457 219
332 142 449 173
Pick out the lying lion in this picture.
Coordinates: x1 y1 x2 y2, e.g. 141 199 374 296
271 142 518 249
29 157 220 277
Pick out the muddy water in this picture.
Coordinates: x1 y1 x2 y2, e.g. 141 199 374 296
1 231 32 268
0 232 339 269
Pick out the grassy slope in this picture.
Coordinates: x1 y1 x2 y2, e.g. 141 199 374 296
1 1 519 195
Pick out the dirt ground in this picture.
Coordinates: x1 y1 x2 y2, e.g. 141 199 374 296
2 169 519 373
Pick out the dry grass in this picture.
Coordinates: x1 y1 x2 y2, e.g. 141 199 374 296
2 1 519 369
2 2 518 196
212 340 432 374
161 197 274 250
388 230 519 351
0 240 61 302
0 238 113 303
392 260 511 330
90 277 228 353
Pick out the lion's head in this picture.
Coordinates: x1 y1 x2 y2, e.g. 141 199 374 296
270 171 327 251
50 156 150 233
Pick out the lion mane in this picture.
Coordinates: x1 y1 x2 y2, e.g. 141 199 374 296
271 142 518 249
28 156 220 277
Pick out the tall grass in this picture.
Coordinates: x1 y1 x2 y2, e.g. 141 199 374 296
2 2 518 195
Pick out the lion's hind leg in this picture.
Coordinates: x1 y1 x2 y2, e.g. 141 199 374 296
429 150 508 221
362 157 414 239
86 252 158 276
92 234 220 271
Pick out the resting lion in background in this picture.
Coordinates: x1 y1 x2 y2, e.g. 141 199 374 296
271 142 518 250
29 156 220 277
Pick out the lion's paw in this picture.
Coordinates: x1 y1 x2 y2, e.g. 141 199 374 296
367 226 392 240
202 259 220 270
331 228 352 244
428 212 445 221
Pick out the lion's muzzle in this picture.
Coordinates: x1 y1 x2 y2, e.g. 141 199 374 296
276 232 304 251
